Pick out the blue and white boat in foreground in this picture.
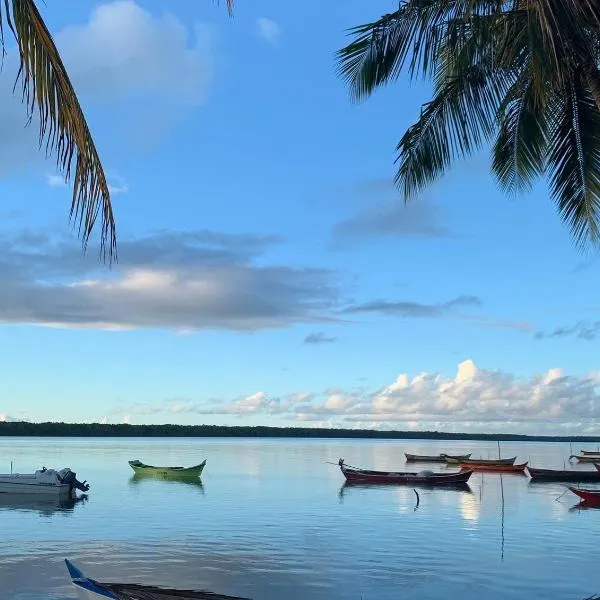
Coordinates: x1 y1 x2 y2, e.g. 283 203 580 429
65 559 251 600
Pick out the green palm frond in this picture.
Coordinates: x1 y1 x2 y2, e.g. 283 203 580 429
2 0 116 261
492 74 549 194
546 72 600 247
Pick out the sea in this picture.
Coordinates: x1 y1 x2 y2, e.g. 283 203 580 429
0 437 598 600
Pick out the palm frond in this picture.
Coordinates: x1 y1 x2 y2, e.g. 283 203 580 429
492 73 549 194
546 71 600 247
396 35 512 198
7 0 116 262
337 0 507 101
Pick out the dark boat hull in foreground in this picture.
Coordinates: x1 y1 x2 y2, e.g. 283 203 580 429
528 467 600 482
569 487 600 504
338 459 473 485
405 453 471 463
65 559 251 600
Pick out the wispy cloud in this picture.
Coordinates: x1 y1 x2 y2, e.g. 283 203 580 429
304 332 337 345
256 17 281 44
46 174 66 187
535 321 600 341
341 295 482 318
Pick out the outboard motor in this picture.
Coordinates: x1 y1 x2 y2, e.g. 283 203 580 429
58 468 90 493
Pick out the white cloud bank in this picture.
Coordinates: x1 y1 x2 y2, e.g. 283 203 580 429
121 360 600 434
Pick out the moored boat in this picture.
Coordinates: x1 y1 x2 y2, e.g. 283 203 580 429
338 458 473 485
445 456 516 466
569 454 600 463
569 487 600 504
128 459 206 478
581 450 600 455
405 453 471 462
65 559 251 600
459 461 527 473
0 467 89 496
528 466 600 482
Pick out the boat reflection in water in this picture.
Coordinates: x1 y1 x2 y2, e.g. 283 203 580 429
129 473 205 493
338 480 472 501
0 492 88 516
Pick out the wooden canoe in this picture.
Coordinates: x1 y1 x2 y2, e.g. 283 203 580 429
65 559 250 600
445 456 516 466
460 461 528 473
338 458 473 485
405 453 471 463
128 459 206 478
569 455 600 463
527 467 600 482
569 487 600 504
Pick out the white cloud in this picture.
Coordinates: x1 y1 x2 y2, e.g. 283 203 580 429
132 360 600 434
58 1 215 106
0 1 217 175
0 228 338 332
46 174 66 188
256 17 281 44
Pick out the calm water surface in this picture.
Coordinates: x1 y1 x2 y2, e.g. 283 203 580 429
0 437 599 599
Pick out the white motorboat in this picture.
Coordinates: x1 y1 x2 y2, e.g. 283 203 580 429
0 467 89 496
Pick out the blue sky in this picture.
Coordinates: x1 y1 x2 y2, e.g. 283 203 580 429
0 0 599 433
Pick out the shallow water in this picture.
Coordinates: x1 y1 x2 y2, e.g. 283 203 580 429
0 437 598 600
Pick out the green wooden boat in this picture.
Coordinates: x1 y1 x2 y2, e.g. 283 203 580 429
128 459 206 478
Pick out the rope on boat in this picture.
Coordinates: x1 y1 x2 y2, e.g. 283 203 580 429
413 489 419 510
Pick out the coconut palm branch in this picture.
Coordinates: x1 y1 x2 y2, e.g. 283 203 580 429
338 0 600 247
0 0 234 263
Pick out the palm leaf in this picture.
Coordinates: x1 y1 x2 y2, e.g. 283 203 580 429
5 0 116 261
492 73 549 194
336 0 507 101
546 71 600 246
396 39 512 198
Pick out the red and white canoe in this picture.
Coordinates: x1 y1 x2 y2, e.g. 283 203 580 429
338 459 473 485
569 487 600 504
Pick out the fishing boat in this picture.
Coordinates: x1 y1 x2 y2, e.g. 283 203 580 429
0 467 89 496
444 455 516 466
528 466 600 482
128 459 206 478
568 487 600 504
405 453 471 463
581 450 600 455
459 461 528 473
65 559 250 600
569 454 600 463
338 458 473 485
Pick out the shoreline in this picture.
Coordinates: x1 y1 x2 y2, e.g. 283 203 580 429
1 422 599 442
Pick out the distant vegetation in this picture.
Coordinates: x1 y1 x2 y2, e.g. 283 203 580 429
1 421 599 442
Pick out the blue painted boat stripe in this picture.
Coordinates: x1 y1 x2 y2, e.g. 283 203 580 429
74 578 119 599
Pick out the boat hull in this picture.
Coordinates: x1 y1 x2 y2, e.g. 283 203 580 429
569 487 600 504
0 477 72 495
446 456 516 466
460 462 527 473
570 455 600 463
128 460 206 477
339 459 472 485
528 467 600 482
405 453 471 463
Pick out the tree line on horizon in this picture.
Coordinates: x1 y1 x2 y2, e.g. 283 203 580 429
0 421 598 442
